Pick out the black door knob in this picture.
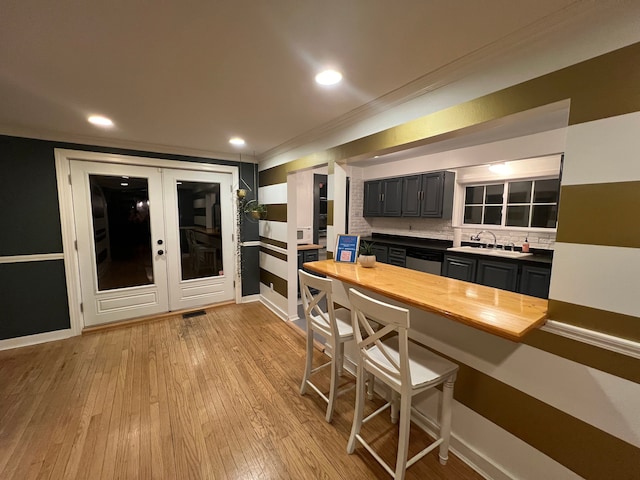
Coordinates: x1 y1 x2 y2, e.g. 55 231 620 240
157 250 164 255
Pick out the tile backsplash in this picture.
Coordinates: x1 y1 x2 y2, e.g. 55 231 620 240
369 217 556 250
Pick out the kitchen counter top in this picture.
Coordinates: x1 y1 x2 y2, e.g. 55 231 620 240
303 259 548 342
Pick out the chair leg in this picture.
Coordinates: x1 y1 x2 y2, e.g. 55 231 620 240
336 341 345 377
438 375 456 465
366 372 375 400
390 390 400 424
300 330 314 395
347 364 366 454
394 393 412 480
325 339 339 422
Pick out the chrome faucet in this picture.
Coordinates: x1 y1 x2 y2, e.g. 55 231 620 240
470 230 497 248
505 242 516 251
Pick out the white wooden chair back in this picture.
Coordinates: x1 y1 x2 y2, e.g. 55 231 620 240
348 288 411 388
299 270 339 339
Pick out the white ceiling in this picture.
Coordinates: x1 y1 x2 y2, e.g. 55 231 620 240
0 1 622 161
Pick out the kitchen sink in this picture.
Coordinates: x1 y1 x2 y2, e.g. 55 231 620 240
447 246 533 258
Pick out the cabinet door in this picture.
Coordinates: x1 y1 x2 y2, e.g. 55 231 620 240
382 178 403 216
442 255 477 282
388 247 406 267
303 249 319 263
401 175 422 217
476 259 519 292
363 180 382 216
421 173 444 217
371 244 389 263
519 265 551 298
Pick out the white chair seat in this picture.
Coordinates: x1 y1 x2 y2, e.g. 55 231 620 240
310 308 353 339
366 337 458 391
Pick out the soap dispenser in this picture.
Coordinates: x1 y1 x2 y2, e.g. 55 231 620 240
522 235 530 253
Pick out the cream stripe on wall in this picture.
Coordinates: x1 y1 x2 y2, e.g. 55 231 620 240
258 183 287 203
259 251 287 283
259 220 287 244
561 111 640 186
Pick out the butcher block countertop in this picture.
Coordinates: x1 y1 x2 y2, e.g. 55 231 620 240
303 259 548 342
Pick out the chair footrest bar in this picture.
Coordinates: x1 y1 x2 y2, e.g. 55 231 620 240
355 434 395 478
305 381 329 404
362 401 391 425
310 361 331 374
406 438 443 469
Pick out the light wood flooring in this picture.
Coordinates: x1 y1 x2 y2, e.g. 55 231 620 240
0 302 484 479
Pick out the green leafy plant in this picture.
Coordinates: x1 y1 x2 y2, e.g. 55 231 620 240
359 241 375 256
243 200 267 220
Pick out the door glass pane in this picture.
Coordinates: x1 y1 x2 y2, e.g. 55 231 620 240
485 184 504 204
177 181 223 280
90 175 153 291
508 181 532 203
506 205 530 227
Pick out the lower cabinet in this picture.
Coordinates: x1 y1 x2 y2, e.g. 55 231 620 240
443 253 551 298
388 247 406 267
476 259 519 292
298 249 319 296
442 255 476 282
371 244 389 263
519 265 552 299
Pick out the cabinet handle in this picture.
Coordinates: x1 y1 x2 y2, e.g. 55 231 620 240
381 193 385 201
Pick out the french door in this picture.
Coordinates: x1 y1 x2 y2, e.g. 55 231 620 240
70 160 235 327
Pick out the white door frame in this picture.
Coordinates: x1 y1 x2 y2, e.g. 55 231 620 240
55 148 241 335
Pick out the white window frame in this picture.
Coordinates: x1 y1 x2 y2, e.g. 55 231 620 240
458 175 560 232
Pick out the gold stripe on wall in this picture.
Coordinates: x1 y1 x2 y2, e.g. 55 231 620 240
259 41 640 184
259 268 287 298
259 155 336 187
327 200 334 226
556 181 640 248
260 246 287 262
260 236 287 249
264 204 287 223
453 361 640 480
326 251 334 260
524 328 640 384
547 299 640 343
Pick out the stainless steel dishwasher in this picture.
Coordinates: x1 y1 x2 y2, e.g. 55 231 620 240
405 247 443 275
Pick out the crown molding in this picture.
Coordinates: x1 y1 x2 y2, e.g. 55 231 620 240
258 0 614 164
0 124 258 164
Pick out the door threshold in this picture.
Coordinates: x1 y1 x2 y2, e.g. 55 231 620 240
82 300 236 335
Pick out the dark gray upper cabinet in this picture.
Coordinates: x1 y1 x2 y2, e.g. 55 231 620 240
369 171 454 218
519 265 551 298
363 180 383 216
442 255 477 283
382 177 403 216
364 178 403 217
476 259 519 292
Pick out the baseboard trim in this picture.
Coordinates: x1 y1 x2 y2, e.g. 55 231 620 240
0 329 74 351
259 296 289 321
240 294 261 303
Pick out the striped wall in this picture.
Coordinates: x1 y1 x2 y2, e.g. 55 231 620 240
258 42 640 478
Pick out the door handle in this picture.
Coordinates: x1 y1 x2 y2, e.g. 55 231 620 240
157 249 164 256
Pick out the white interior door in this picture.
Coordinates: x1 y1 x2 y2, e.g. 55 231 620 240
70 161 169 326
162 169 235 310
70 160 236 327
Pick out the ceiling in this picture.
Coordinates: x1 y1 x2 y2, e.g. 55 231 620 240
0 1 619 162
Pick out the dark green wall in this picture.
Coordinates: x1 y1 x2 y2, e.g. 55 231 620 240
0 134 259 340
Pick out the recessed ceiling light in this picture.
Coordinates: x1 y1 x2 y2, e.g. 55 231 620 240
88 115 114 127
120 182 128 186
315 69 342 86
229 137 246 147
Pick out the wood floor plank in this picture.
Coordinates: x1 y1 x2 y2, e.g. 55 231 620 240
0 302 484 480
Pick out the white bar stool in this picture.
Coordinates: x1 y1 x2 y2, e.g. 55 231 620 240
346 288 459 480
299 269 355 422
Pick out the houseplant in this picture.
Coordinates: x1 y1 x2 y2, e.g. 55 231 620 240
243 199 267 220
358 241 376 267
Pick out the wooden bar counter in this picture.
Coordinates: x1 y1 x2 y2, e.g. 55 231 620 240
303 259 548 342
